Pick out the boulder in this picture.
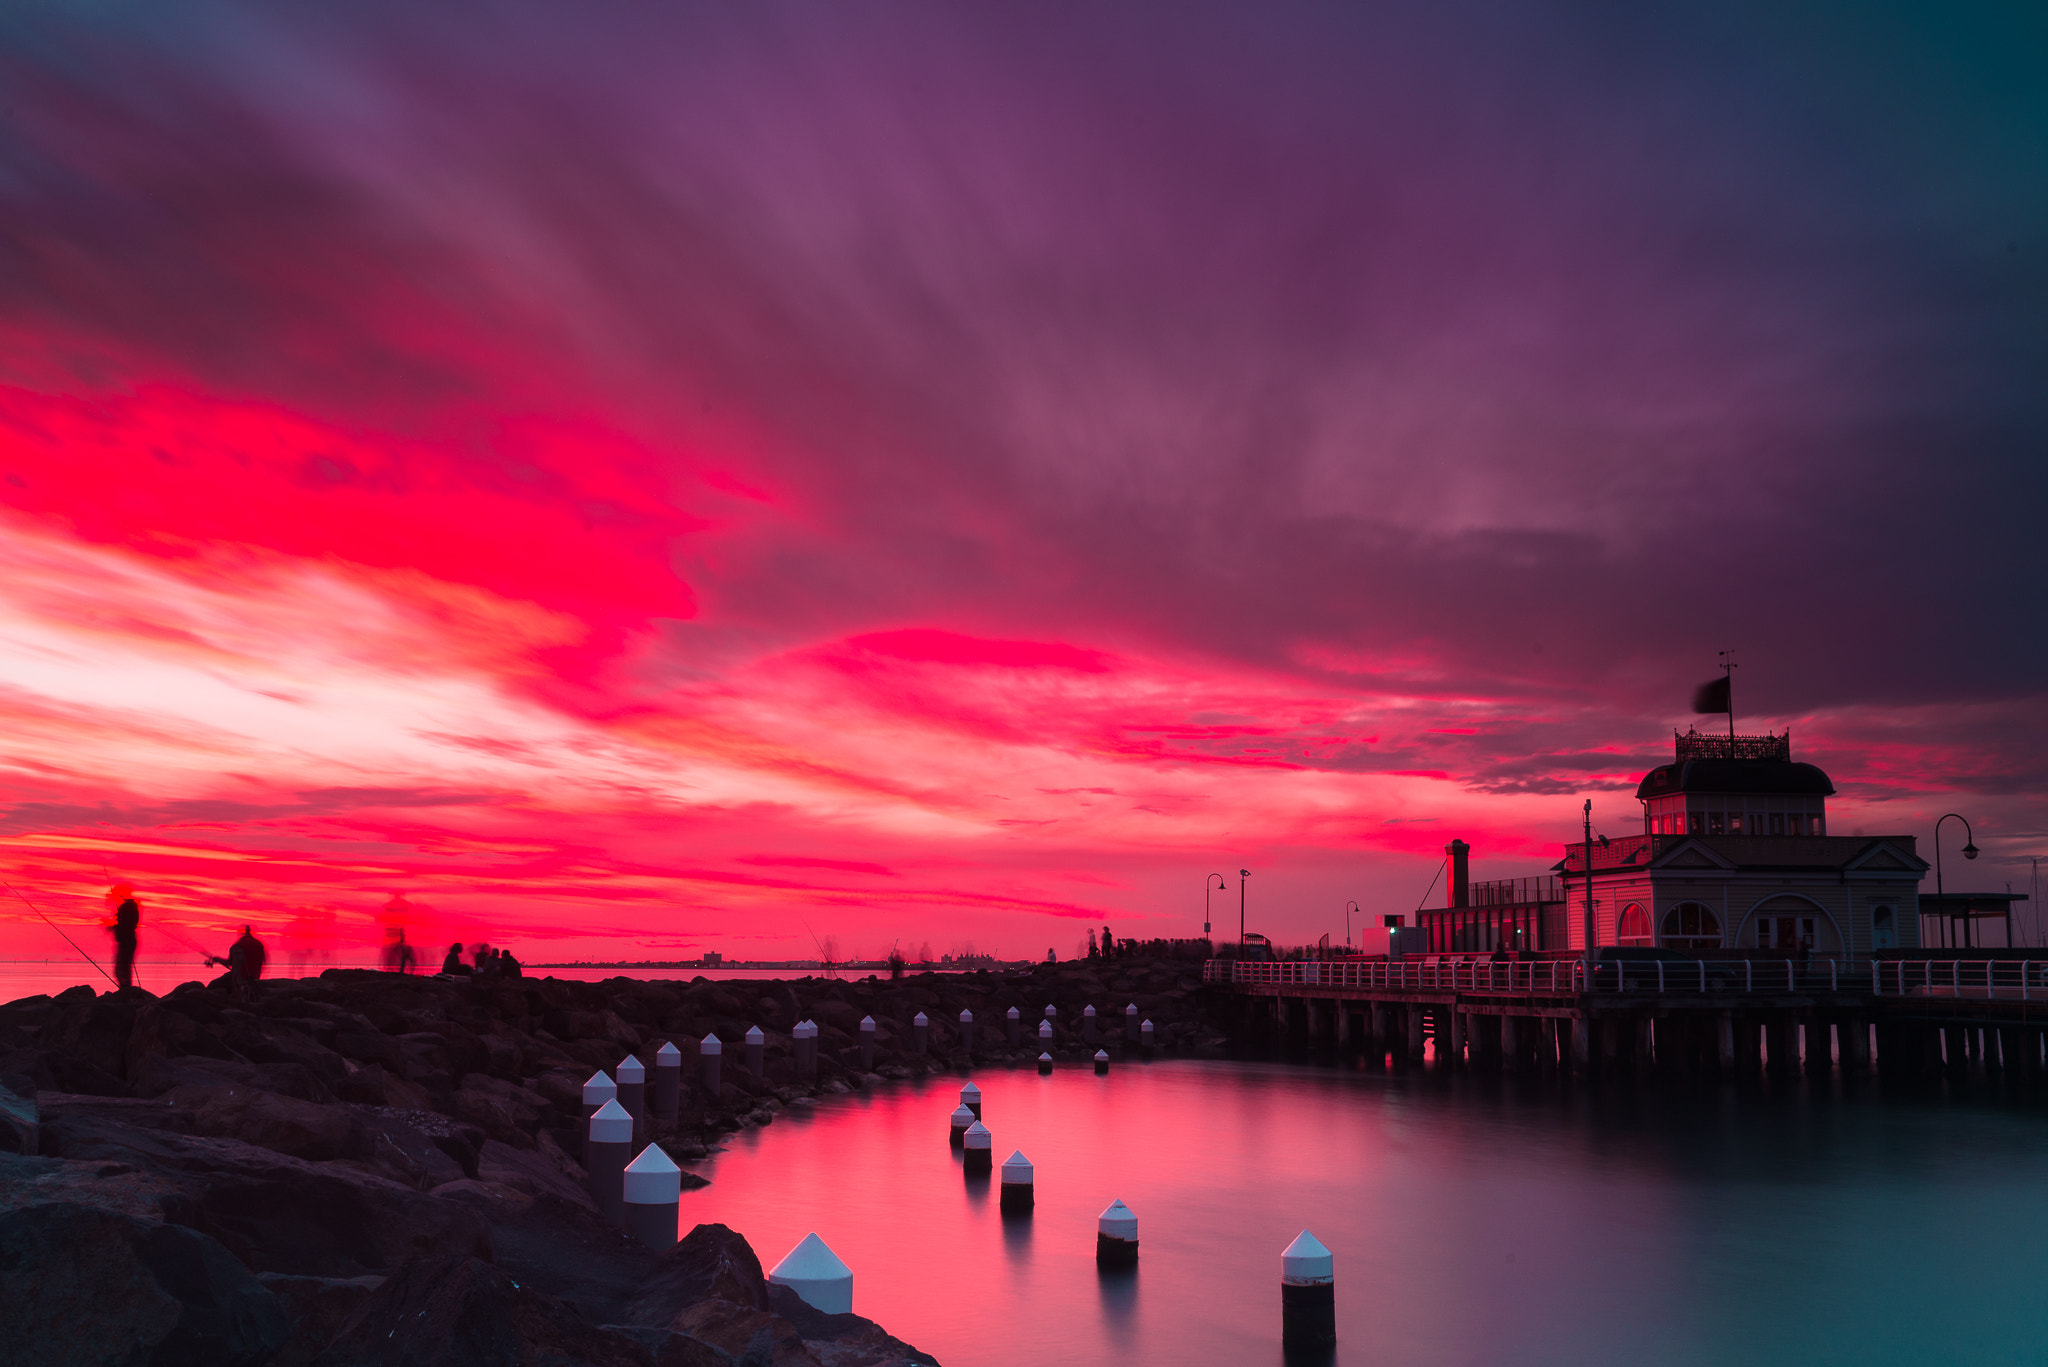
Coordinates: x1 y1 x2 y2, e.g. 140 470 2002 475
0 1077 37 1154
0 1202 289 1367
310 1255 647 1367
259 1271 386 1366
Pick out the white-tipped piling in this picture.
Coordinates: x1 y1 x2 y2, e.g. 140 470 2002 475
1280 1230 1336 1349
1096 1198 1138 1267
622 1143 681 1249
745 1025 765 1078
949 1103 974 1146
962 1119 992 1173
1037 1050 1053 1075
794 1020 817 1080
1083 1004 1097 1045
1141 1019 1156 1059
1038 1019 1054 1050
958 1008 975 1054
913 1011 929 1055
699 1033 722 1094
616 1054 646 1140
653 1041 681 1123
768 1233 853 1316
1007 1006 1022 1047
580 1070 617 1160
1125 1002 1140 1044
1094 1049 1110 1075
587 1098 634 1228
999 1149 1035 1214
960 1081 982 1118
858 1015 877 1071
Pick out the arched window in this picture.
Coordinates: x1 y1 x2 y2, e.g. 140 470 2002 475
1870 905 1896 951
1660 902 1723 951
1617 903 1654 946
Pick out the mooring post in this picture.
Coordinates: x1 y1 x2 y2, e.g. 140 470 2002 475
950 1103 973 1146
1141 1019 1156 1059
1097 1199 1138 1267
999 1149 1035 1215
859 1016 877 1071
961 1080 982 1118
913 1012 929 1055
1280 1230 1337 1350
745 1026 765 1079
959 1008 975 1056
587 1099 633 1227
581 1070 617 1160
768 1234 854 1315
1083 1004 1097 1046
1008 1007 1022 1048
1043 1003 1058 1048
1038 1019 1054 1054
616 1054 646 1142
1038 1050 1053 1075
622 1143 681 1249
1125 1003 1140 1045
699 1034 722 1095
1095 1048 1110 1074
795 1020 817 1080
963 1120 992 1173
654 1041 681 1122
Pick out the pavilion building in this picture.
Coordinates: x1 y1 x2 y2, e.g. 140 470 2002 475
1420 729 1930 956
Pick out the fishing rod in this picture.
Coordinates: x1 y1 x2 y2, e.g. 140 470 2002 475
4 880 118 987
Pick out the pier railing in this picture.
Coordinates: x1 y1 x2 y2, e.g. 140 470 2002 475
1870 959 2048 1000
1205 957 1877 996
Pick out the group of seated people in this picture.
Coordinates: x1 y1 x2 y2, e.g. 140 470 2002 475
440 940 521 978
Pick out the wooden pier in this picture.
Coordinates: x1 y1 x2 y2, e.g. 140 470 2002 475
1205 956 2048 1078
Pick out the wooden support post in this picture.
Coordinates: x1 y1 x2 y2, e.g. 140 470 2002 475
1448 1009 1466 1069
1406 1006 1424 1064
1335 1004 1352 1051
1634 1015 1653 1076
1501 1015 1521 1074
1303 998 1321 1046
1716 1012 1735 1074
1843 1016 1869 1075
1570 1016 1591 1074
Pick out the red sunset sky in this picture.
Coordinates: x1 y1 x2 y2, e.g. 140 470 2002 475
2 2 2045 966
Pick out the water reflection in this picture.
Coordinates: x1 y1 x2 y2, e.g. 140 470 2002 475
682 1059 2048 1367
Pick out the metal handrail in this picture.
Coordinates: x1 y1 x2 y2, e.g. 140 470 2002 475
1203 956 1872 995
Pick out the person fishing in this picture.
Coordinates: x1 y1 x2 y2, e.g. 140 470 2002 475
207 925 268 1001
109 891 141 991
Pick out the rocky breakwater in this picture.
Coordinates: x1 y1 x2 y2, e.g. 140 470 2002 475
0 958 1222 1363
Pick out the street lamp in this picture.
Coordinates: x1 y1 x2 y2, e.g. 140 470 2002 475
1239 868 1251 955
1344 900 1360 950
1935 813 1981 949
1205 873 1226 939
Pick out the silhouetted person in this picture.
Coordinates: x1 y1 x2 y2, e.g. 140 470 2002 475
110 897 140 991
442 943 472 976
498 948 522 979
209 926 267 1001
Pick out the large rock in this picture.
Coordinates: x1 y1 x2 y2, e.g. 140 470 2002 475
310 1255 648 1366
0 1202 289 1367
257 1272 384 1367
0 1076 37 1154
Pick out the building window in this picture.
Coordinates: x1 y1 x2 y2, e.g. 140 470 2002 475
1690 812 1706 836
1729 812 1744 834
1661 902 1723 951
1769 813 1785 836
1871 905 1896 951
1617 903 1654 946
1707 812 1725 836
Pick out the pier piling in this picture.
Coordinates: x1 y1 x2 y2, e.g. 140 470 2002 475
963 1120 992 1174
1083 1004 1097 1045
1008 1006 1022 1047
616 1054 645 1141
580 1070 616 1160
913 1012 929 1055
950 1104 973 1146
960 1081 982 1118
859 1015 876 1071
1126 1003 1140 1045
586 1098 632 1227
1038 1051 1053 1075
999 1149 1035 1215
653 1041 681 1122
959 1008 975 1055
622 1143 681 1249
1280 1229 1336 1350
1095 1048 1110 1075
699 1033 722 1095
768 1234 854 1315
745 1026 765 1080
1097 1199 1138 1267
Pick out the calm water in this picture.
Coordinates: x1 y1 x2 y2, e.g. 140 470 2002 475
680 1059 2048 1367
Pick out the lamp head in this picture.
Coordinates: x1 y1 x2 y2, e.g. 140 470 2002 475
1963 841 1980 860
1240 869 1250 878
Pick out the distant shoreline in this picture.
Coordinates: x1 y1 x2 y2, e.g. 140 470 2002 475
528 958 1021 971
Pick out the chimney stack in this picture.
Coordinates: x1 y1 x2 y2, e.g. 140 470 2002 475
1446 839 1471 908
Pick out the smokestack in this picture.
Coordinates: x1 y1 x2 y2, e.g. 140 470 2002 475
1446 840 1470 909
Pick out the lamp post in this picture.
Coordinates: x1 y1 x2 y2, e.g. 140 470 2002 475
1344 900 1359 950
1934 813 1980 950
1239 869 1251 956
1206 873 1226 940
